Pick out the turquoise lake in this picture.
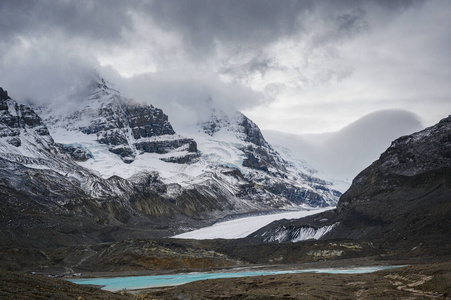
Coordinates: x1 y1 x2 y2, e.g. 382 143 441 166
68 266 403 291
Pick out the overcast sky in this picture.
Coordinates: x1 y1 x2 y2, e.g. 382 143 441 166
1 0 450 134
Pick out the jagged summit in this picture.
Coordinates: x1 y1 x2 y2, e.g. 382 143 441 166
199 104 268 147
186 101 339 207
30 75 339 208
0 87 10 100
37 76 197 164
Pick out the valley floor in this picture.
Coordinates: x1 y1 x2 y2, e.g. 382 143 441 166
1 257 449 299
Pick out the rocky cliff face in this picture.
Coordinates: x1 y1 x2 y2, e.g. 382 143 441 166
250 116 451 255
39 78 197 164
0 87 54 155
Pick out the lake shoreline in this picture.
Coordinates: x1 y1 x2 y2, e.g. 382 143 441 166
69 264 407 291
1 256 449 299
63 255 425 279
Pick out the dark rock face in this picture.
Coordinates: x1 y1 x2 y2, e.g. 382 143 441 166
81 100 178 162
0 89 52 142
61 81 196 163
371 116 451 177
135 138 197 154
237 116 288 174
242 144 287 174
127 104 175 138
236 176 338 208
338 115 451 211
6 137 21 147
0 87 9 101
239 117 268 147
250 116 451 256
60 144 93 161
267 182 339 207
160 153 200 164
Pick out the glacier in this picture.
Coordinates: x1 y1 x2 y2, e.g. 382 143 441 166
172 207 332 240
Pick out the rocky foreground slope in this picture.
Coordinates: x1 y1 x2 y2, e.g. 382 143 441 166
251 116 451 256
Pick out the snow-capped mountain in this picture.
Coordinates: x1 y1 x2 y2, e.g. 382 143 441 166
191 102 341 207
35 75 340 209
0 75 340 247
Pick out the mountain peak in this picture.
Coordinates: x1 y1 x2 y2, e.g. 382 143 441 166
37 79 197 164
0 87 10 101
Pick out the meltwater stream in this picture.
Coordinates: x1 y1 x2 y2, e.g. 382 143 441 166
69 266 404 291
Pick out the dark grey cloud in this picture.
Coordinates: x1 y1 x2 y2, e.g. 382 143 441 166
142 0 313 58
143 0 422 55
0 0 422 60
0 0 425 80
219 56 280 84
0 0 135 45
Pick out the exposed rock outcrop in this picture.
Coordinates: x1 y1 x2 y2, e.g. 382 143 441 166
0 89 55 157
60 143 93 161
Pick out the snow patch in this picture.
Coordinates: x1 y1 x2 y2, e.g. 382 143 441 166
262 223 339 243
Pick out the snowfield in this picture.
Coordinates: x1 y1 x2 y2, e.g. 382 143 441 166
172 207 333 240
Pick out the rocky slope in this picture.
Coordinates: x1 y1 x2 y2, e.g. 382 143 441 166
250 116 451 256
